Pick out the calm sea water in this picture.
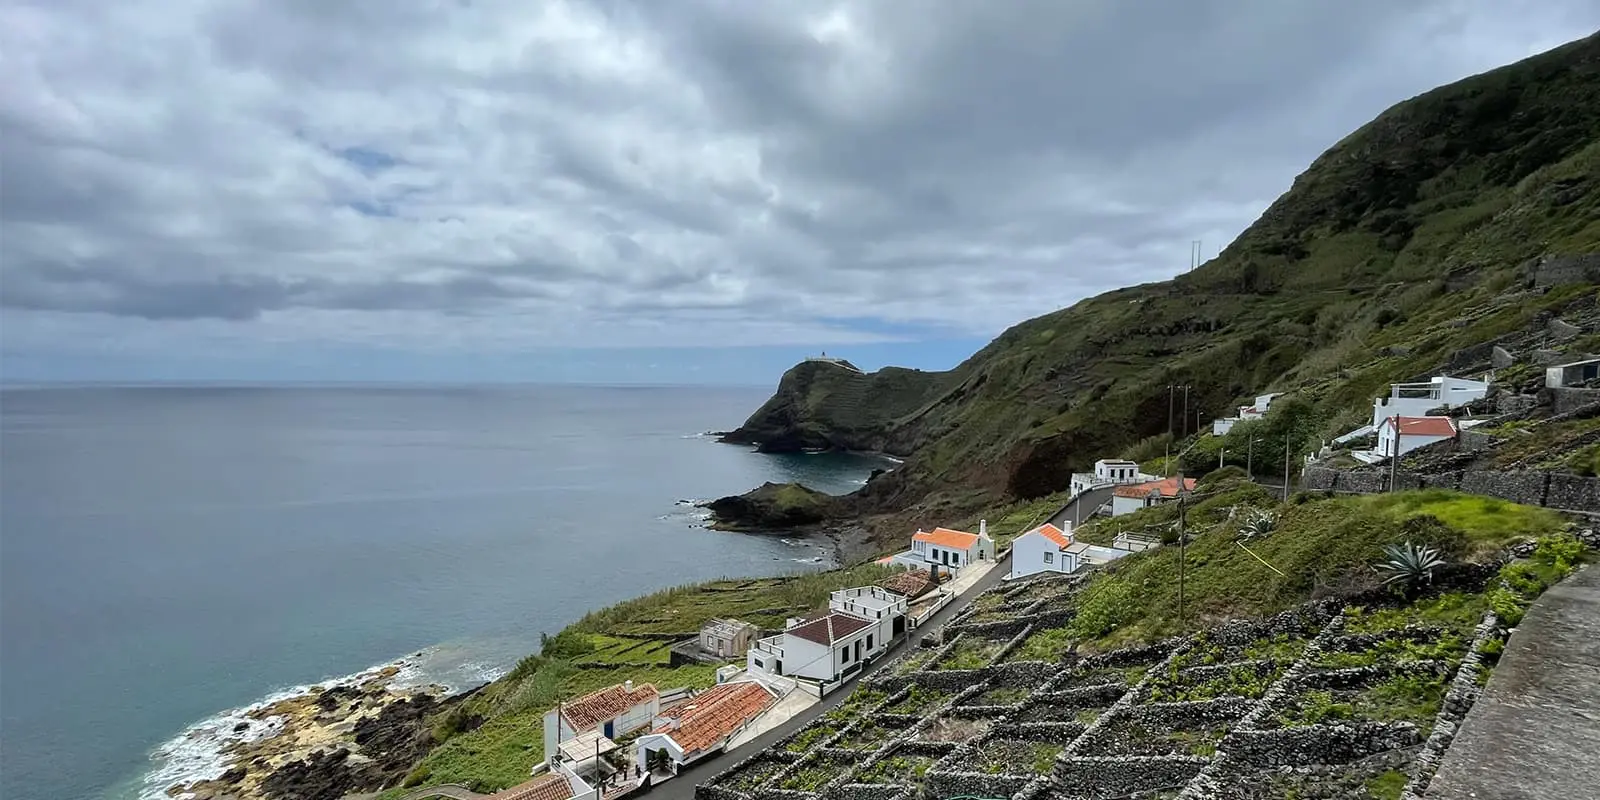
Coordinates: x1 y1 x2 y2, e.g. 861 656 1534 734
0 385 887 800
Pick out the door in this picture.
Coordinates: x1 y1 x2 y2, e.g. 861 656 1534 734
893 616 906 637
604 720 615 738
854 639 862 662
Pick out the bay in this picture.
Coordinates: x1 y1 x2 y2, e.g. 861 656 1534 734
0 385 886 800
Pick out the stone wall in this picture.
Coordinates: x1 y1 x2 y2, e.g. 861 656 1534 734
1301 465 1600 512
1222 722 1423 770
1527 252 1600 288
1054 755 1207 798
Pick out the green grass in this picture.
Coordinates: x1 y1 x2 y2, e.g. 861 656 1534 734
1009 625 1074 662
977 685 1032 705
975 740 1063 774
784 723 839 753
936 636 1004 670
858 754 935 785
1367 769 1410 800
571 634 672 665
1056 489 1566 650
1355 490 1569 552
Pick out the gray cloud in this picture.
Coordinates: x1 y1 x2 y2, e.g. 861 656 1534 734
1 0 1596 356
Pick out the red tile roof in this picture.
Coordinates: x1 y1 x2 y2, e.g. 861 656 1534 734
1383 416 1457 437
877 569 936 597
786 612 873 645
912 527 981 549
654 682 775 755
1112 476 1197 499
488 773 577 800
561 682 659 731
1030 523 1072 549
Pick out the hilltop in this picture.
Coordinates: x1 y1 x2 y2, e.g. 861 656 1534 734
716 32 1600 544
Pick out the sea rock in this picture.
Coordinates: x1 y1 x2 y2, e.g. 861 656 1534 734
703 482 838 531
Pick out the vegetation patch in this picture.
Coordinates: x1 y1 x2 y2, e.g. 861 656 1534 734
857 753 936 785
779 755 854 792
784 723 839 754
975 685 1032 706
1091 719 1230 758
1146 662 1280 703
716 758 788 793
971 739 1064 775
1276 673 1448 732
934 636 1006 670
883 686 950 716
835 721 891 751
1008 625 1074 662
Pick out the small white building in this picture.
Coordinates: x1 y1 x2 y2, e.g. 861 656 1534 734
633 680 777 778
542 681 659 767
1010 523 1076 579
1069 459 1156 497
1546 358 1600 388
1370 376 1488 430
1110 476 1197 517
1374 416 1458 460
1213 392 1284 436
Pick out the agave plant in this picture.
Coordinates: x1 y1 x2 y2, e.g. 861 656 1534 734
1376 541 1446 593
1237 511 1278 542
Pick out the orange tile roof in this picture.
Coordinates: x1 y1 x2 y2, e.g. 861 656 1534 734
1383 416 1457 437
488 773 577 800
1112 476 1197 499
786 612 873 645
1031 523 1072 549
561 682 658 731
654 682 775 755
912 526 981 549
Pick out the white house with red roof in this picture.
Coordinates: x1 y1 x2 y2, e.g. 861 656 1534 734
542 681 660 770
1374 415 1458 460
1069 459 1159 498
632 680 778 779
1110 476 1198 517
747 586 907 687
1010 523 1149 579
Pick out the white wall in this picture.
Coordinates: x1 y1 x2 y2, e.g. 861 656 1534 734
1213 418 1238 436
543 708 566 768
1010 531 1071 579
779 635 834 681
634 732 686 771
1110 495 1146 517
1376 427 1452 459
613 698 659 738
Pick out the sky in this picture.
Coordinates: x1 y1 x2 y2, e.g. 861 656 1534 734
2 1 1597 386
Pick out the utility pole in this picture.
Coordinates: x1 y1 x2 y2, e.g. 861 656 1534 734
1167 384 1176 439
1389 415 1401 493
1247 436 1255 477
1181 385 1191 439
1177 476 1189 633
1283 437 1291 502
1219 446 1226 471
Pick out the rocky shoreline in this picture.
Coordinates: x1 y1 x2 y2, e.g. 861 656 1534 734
164 666 471 800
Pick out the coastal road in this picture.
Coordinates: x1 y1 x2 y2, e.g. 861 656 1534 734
646 549 1015 800
1047 486 1114 530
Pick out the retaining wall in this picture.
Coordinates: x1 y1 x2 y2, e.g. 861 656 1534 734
1302 466 1600 512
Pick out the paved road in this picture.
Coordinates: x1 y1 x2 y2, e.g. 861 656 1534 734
1048 486 1114 530
1425 564 1600 799
643 550 1014 800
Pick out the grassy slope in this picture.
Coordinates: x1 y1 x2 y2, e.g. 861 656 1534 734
388 563 900 794
741 33 1600 536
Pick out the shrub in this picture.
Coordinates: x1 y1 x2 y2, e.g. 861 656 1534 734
1376 541 1446 594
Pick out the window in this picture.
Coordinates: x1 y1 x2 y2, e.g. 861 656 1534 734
1043 551 1053 564
867 634 874 649
838 647 848 664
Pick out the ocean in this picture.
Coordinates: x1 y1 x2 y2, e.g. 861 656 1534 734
0 385 888 800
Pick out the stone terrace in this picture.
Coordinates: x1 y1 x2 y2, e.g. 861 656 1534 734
696 570 1510 800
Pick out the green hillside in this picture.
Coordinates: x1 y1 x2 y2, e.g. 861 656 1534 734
722 32 1600 537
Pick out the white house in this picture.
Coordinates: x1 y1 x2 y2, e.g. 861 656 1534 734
542 681 659 768
747 586 905 685
1546 358 1600 388
1069 459 1157 497
485 767 595 800
1010 523 1076 579
1212 392 1284 436
907 524 995 570
1370 376 1489 430
1374 416 1458 460
633 680 777 778
1110 476 1197 517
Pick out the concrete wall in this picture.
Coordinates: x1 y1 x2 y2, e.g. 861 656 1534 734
1302 466 1600 512
1009 531 1073 580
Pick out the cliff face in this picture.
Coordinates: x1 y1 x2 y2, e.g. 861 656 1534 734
719 359 953 454
726 32 1600 526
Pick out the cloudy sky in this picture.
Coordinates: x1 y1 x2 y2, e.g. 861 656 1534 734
2 1 1596 384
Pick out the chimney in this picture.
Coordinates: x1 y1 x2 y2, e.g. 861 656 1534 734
624 680 634 692
979 519 988 537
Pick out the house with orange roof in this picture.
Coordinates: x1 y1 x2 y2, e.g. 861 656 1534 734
1374 415 1458 460
1110 476 1198 517
885 521 995 572
542 680 660 771
631 680 778 779
486 770 593 800
1010 522 1154 579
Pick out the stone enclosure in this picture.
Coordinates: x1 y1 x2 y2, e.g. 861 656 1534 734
697 572 1505 800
